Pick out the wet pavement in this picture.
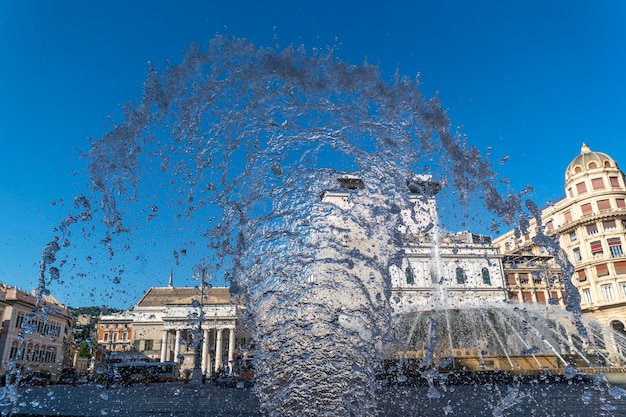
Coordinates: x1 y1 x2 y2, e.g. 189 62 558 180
1 380 626 416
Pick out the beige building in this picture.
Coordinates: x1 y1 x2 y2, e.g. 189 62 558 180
494 144 626 337
0 285 73 382
97 282 250 376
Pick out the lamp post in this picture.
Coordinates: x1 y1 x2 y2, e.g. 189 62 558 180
191 260 211 384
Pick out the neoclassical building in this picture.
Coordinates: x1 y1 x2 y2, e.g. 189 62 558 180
494 144 626 335
98 280 250 376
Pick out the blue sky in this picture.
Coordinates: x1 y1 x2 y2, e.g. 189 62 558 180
1 1 625 308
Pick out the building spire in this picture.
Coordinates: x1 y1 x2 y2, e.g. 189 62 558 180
581 142 590 154
168 270 174 288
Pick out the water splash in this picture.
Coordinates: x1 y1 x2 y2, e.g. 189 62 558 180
74 35 532 415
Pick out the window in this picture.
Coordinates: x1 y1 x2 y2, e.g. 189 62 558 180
597 199 611 211
590 240 603 255
591 178 605 190
15 313 24 329
620 282 626 297
456 267 466 284
104 332 109 342
608 238 623 257
145 340 154 351
586 224 599 235
568 187 574 198
589 162 598 169
583 288 592 303
572 247 582 261
405 266 415 284
113 332 118 342
601 284 615 300
546 220 554 232
603 220 617 231
614 261 626 275
569 232 577 242
596 264 609 277
610 176 621 188
617 199 626 208
482 267 491 285
581 203 592 215
519 273 529 284
564 211 573 223
576 182 587 195
577 269 587 282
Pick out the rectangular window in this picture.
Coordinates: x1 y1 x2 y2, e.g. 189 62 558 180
586 224 599 235
145 340 154 351
596 264 609 277
597 199 611 211
601 284 615 300
620 282 626 296
603 220 617 231
577 269 587 281
590 240 603 255
609 238 624 257
576 182 587 195
506 274 517 286
610 176 621 188
614 261 626 275
564 211 573 222
568 187 574 198
581 203 593 215
546 220 554 232
519 273 529 284
569 231 577 242
15 313 24 329
582 288 592 303
592 178 606 190
617 198 626 208
573 248 582 261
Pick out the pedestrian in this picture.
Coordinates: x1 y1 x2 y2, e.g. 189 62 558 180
106 368 114 389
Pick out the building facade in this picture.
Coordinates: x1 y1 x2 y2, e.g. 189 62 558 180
0 285 73 382
494 144 626 335
97 284 250 376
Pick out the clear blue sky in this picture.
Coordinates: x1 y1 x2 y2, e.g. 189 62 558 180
1 1 625 308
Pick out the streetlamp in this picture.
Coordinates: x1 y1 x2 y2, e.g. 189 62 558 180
191 260 211 384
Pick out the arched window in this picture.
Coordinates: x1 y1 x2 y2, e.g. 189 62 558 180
482 267 491 285
405 267 415 285
456 267 466 284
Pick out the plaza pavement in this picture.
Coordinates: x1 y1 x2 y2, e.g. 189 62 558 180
0 381 261 417
2 379 626 417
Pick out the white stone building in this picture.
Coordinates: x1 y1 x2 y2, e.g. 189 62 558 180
97 283 250 376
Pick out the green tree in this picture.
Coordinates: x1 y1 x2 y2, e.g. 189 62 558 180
78 341 92 359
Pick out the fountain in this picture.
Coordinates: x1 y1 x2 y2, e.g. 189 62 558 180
12 35 626 416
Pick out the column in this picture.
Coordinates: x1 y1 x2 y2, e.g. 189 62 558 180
160 330 169 362
201 329 210 376
228 328 236 375
174 329 182 364
215 328 223 373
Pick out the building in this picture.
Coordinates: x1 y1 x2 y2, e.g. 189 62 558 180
97 278 250 376
0 285 73 382
494 144 626 338
387 175 507 312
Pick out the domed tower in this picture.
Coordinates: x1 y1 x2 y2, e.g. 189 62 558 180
559 143 626 334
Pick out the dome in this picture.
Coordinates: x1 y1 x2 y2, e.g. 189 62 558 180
565 143 618 180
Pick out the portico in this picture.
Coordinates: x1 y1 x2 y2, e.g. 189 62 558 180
159 304 238 375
